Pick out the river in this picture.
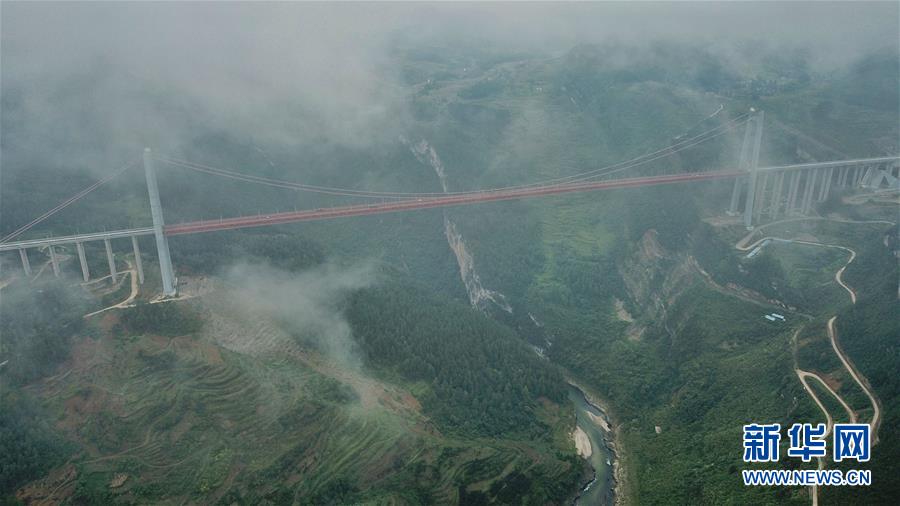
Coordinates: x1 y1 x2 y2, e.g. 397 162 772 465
407 137 617 504
568 384 615 506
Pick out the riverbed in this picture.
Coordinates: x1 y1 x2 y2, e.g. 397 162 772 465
568 384 615 505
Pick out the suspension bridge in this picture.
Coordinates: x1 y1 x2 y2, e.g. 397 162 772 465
2 110 897 296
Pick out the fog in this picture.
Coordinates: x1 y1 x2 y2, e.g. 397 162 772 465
221 261 375 370
1 4 898 502
1 2 897 172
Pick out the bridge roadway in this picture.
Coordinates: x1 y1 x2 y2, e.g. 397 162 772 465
165 169 743 235
0 227 154 252
756 156 899 173
1 155 896 252
2 169 740 251
164 155 899 235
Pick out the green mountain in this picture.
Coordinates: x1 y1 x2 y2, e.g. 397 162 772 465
2 40 898 505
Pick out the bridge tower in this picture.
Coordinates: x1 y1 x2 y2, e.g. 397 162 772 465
742 110 765 229
143 148 177 296
728 114 756 214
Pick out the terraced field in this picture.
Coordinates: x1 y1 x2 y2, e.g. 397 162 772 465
18 282 580 504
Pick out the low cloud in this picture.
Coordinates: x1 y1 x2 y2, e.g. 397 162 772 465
1 2 896 173
221 261 375 369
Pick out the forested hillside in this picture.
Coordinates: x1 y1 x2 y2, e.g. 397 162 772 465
2 22 897 505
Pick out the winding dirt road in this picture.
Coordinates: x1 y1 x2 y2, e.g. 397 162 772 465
827 316 881 441
83 259 139 318
795 369 857 427
735 217 889 506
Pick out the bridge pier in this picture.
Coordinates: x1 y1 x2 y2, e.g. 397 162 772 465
769 171 786 220
728 178 743 215
800 170 811 213
804 170 820 214
860 165 874 187
743 171 759 228
132 236 145 284
753 173 769 223
104 239 117 282
48 245 60 277
786 171 801 215
816 170 826 201
19 248 32 276
817 167 834 202
806 169 822 214
143 148 177 297
76 242 90 282
754 173 769 223
861 163 899 189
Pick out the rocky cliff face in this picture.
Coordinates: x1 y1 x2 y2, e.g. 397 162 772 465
618 229 698 340
406 137 512 313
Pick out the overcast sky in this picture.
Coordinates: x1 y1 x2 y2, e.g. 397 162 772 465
2 2 897 170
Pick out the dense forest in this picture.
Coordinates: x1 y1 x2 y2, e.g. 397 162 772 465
348 279 567 437
0 281 85 495
1 9 898 503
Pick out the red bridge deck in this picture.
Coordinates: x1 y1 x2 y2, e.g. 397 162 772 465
166 170 742 236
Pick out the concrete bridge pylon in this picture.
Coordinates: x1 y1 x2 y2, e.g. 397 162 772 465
743 110 765 229
143 148 177 297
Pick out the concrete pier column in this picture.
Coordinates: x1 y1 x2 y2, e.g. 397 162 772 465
754 173 769 223
143 148 177 296
131 236 145 284
743 171 759 227
796 171 809 215
818 168 834 202
19 249 32 276
851 167 860 187
860 165 874 187
799 171 812 214
76 242 90 282
728 178 743 215
801 171 813 213
786 171 801 215
769 171 786 220
816 170 826 201
803 170 819 214
104 239 117 281
839 167 848 187
48 245 60 277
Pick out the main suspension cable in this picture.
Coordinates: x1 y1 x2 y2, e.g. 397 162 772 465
156 112 749 199
1 158 139 244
